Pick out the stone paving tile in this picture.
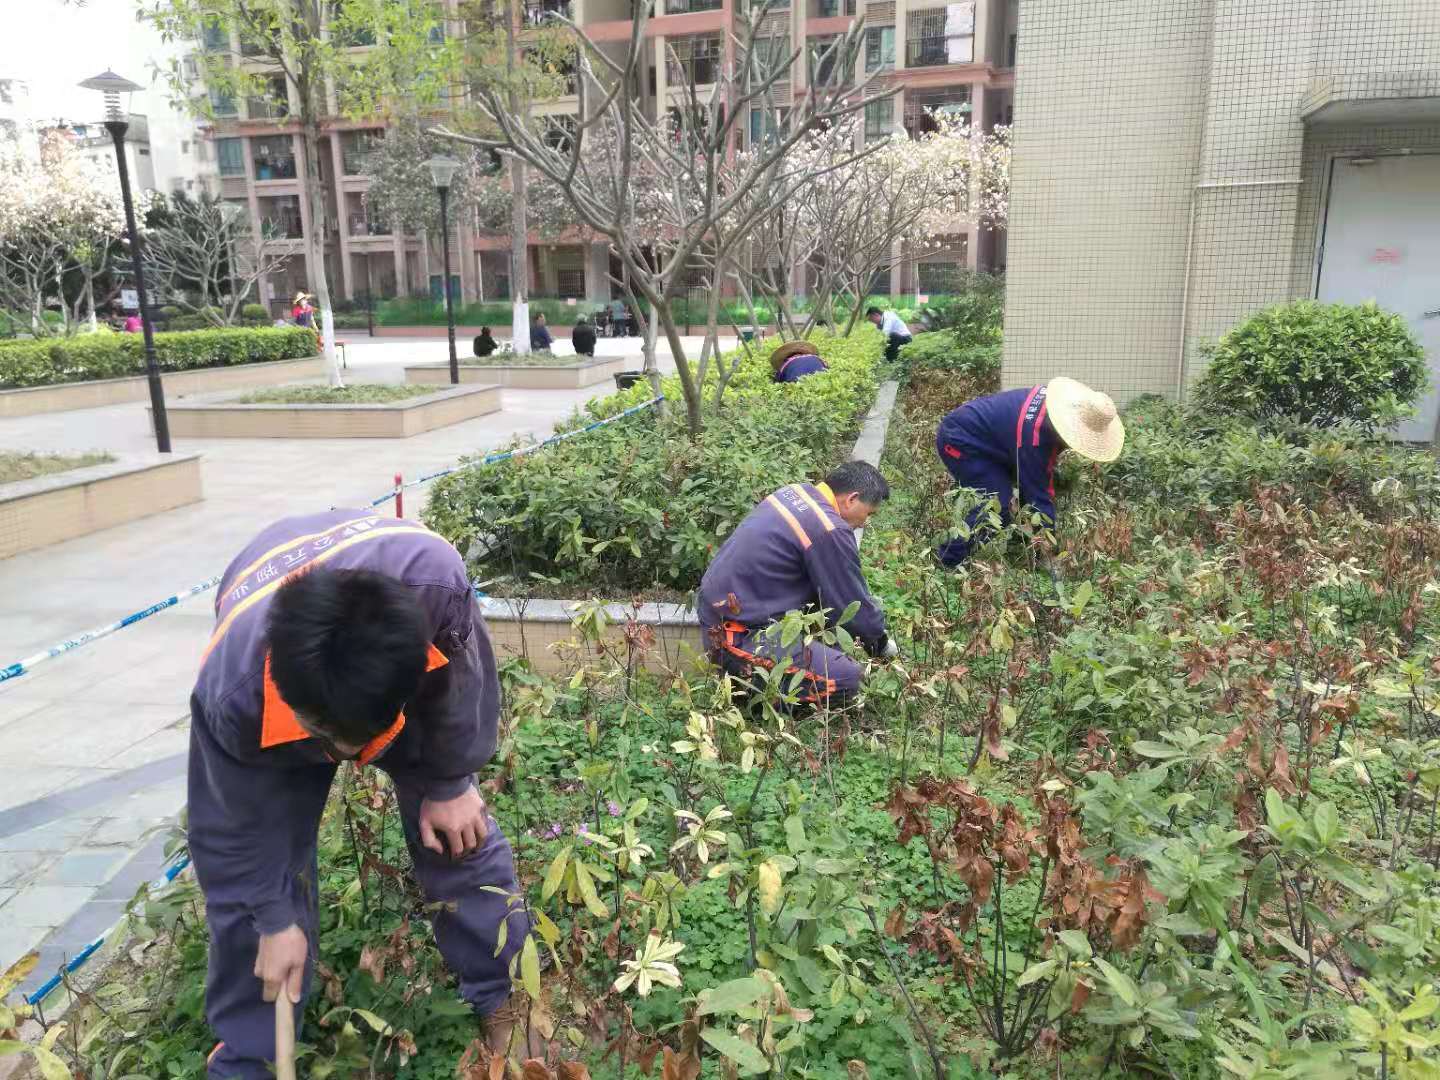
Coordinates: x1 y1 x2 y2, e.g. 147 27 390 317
3 885 91 929
0 886 15 909
33 848 130 888
85 814 171 849
5 704 190 769
0 816 100 852
102 724 191 772
0 764 97 814
0 926 40 975
0 850 53 887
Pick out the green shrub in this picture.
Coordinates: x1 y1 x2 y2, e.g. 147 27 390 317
914 272 1005 347
158 305 181 319
424 329 882 592
1195 300 1427 432
1095 397 1440 515
894 330 1001 384
0 327 318 388
332 314 370 331
241 303 269 322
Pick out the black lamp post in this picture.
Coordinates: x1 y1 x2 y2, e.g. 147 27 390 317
427 155 461 384
80 70 170 453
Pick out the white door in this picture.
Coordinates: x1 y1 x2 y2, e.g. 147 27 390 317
1316 153 1440 443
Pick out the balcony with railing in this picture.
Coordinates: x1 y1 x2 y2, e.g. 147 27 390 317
814 0 855 15
252 140 298 181
904 9 973 67
347 212 390 237
665 0 722 12
258 196 303 239
340 130 382 175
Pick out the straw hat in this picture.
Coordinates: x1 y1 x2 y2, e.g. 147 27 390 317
293 292 311 305
1044 377 1125 463
770 340 819 373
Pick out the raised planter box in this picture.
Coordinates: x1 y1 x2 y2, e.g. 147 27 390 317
478 597 703 675
0 355 326 419
406 356 632 390
160 383 502 439
0 453 203 561
476 379 899 671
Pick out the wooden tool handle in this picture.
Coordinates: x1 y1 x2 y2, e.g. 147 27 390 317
274 994 297 1080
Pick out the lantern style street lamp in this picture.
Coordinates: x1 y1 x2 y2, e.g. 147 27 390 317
426 155 461 384
79 70 170 452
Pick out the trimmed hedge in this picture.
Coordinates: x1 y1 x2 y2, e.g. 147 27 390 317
424 328 883 593
0 327 319 389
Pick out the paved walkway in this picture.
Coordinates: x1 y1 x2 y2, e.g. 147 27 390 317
0 334 704 996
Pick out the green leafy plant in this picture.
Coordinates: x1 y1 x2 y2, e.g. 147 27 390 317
1194 300 1427 432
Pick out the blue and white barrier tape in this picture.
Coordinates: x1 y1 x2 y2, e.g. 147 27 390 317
367 394 664 507
25 852 192 1005
1 395 662 685
0 578 223 686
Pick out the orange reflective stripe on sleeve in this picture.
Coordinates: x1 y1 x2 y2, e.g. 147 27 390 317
766 494 812 550
790 485 836 531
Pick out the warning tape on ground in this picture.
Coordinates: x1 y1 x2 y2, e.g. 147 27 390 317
24 852 192 1005
0 394 663 686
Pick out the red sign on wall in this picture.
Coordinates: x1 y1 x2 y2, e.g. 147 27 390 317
1370 247 1404 264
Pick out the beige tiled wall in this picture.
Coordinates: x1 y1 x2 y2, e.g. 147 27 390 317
1003 0 1440 402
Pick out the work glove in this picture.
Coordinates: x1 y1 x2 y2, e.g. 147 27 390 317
881 636 900 660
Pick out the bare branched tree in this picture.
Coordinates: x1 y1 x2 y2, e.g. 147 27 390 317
432 0 888 436
143 194 292 325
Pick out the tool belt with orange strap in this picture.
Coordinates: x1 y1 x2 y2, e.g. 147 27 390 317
717 620 836 703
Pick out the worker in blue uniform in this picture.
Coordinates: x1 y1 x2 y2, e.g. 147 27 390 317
698 460 896 703
935 377 1125 566
770 341 829 383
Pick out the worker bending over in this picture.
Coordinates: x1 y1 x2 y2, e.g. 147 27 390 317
699 461 896 703
189 510 530 1077
935 377 1124 566
770 341 829 383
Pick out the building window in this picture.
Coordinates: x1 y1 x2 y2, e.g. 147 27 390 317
258 194 303 239
217 138 245 176
209 88 237 117
816 0 855 15
864 97 893 142
918 260 962 294
744 35 790 88
556 267 585 297
666 0 721 11
341 129 383 175
201 16 228 51
905 86 972 136
252 137 298 180
906 4 973 67
809 35 843 86
864 27 894 72
1007 32 1017 67
667 34 722 87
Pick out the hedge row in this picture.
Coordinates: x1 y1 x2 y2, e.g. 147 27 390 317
0 328 319 389
424 328 883 593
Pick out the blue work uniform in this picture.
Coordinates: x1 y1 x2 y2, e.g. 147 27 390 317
698 483 887 701
935 385 1063 566
189 510 526 1078
774 354 828 383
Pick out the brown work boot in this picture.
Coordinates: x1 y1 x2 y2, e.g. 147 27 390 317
483 991 551 1062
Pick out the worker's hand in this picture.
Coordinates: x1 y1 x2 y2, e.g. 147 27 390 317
255 924 308 1004
419 786 489 859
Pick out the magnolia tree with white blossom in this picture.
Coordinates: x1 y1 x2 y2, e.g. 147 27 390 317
744 114 1010 339
0 131 126 336
433 0 880 436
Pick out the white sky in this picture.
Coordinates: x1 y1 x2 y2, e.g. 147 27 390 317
5 0 181 127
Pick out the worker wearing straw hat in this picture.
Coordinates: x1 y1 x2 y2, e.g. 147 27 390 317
770 341 829 383
934 377 1125 566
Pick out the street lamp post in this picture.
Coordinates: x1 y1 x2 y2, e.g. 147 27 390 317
81 70 170 453
427 155 461 385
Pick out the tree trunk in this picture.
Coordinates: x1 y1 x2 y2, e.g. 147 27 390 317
642 302 661 402
84 272 97 332
509 156 530 355
657 304 702 437
300 123 341 385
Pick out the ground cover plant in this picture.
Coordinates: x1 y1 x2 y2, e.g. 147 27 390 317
461 351 614 367
0 451 112 484
423 329 883 596
0 327 318 389
233 384 438 406
9 298 1440 1079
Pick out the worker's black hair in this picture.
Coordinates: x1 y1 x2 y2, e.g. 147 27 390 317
825 460 890 505
267 569 430 747
865 306 882 318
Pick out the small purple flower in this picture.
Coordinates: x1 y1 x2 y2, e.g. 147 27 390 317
575 823 597 845
607 800 622 817
541 822 563 840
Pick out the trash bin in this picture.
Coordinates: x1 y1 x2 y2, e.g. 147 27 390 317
740 329 756 343
613 371 644 390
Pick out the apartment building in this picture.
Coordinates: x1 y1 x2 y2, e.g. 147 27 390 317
59 114 159 193
1002 0 1440 442
200 0 1015 311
